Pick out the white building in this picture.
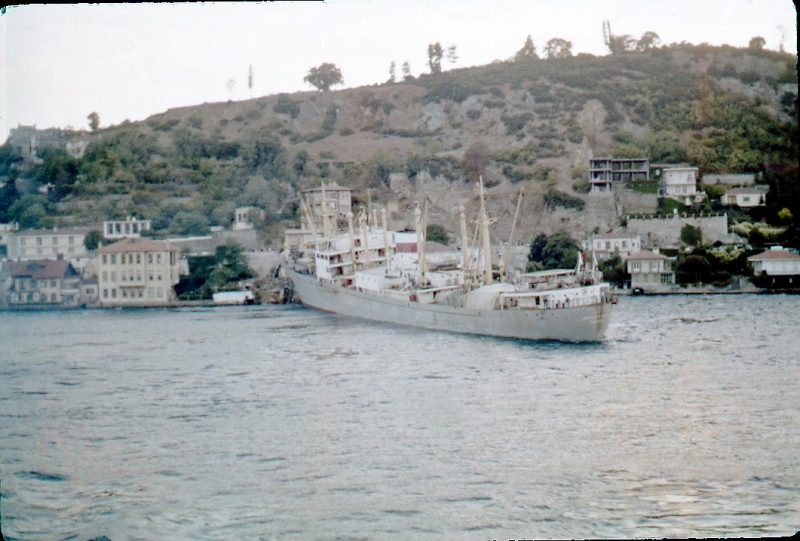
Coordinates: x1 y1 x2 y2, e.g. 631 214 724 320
661 167 699 201
6 227 92 269
232 207 265 231
0 222 19 250
627 249 675 289
97 237 180 306
748 246 800 276
582 233 641 261
722 187 766 208
103 217 151 240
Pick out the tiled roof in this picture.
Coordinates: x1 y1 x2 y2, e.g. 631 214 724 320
748 249 800 261
591 232 638 240
9 259 78 279
98 237 178 253
627 250 667 260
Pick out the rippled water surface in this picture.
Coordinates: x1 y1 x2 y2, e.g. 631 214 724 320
1 295 799 540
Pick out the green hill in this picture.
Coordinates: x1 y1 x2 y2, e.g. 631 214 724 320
1 42 797 247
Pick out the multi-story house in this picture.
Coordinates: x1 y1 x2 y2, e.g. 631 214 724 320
661 167 699 201
97 237 180 306
6 227 92 270
581 233 642 261
588 157 649 192
627 249 675 289
6 259 81 306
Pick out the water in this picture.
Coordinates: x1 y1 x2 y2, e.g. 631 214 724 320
1 295 798 540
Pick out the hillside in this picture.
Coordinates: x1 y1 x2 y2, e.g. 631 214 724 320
1 42 797 248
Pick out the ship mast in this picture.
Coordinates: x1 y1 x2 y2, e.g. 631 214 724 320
478 177 494 285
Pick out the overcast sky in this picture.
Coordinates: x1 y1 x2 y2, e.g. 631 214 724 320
1 0 796 143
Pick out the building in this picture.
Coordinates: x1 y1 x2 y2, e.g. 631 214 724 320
302 182 353 223
6 228 91 269
722 187 766 208
748 246 800 276
6 259 81 306
582 233 642 261
588 157 649 192
627 249 675 288
97 237 180 306
103 217 152 240
232 207 265 231
661 167 699 202
0 222 19 252
7 124 68 162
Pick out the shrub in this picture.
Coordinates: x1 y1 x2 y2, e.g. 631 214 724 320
543 188 585 210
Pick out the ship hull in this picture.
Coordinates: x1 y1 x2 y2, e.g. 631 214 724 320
288 270 612 342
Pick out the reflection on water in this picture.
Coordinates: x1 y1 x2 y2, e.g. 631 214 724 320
1 295 799 539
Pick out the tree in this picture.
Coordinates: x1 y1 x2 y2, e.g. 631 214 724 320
528 231 579 270
677 254 711 284
388 61 396 83
304 63 344 92
446 44 458 66
226 79 236 101
748 36 765 51
637 31 661 51
427 42 444 74
514 35 539 61
401 61 412 81
426 224 449 245
87 112 100 132
680 224 703 246
84 230 103 251
543 38 573 59
462 141 490 183
248 65 253 98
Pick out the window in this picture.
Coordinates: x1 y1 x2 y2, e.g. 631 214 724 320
136 253 141 265
157 274 162 281
103 289 108 299
52 237 58 245
40 279 47 288
110 271 116 281
69 236 74 245
107 224 114 235
111 254 116 265
50 279 57 287
121 273 127 282
148 254 153 264
156 254 162 264
148 288 154 298
37 237 42 245
111 289 117 298
157 287 163 298
29 279 36 288
102 254 107 264
51 293 57 302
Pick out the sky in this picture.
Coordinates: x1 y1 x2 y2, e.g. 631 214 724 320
1 0 796 143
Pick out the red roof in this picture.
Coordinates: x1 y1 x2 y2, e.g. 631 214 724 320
748 249 800 261
9 260 78 279
98 237 178 253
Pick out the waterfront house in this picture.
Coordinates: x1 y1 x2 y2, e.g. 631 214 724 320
97 237 180 306
748 246 800 277
581 233 642 261
722 187 766 208
6 258 81 306
627 249 676 289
